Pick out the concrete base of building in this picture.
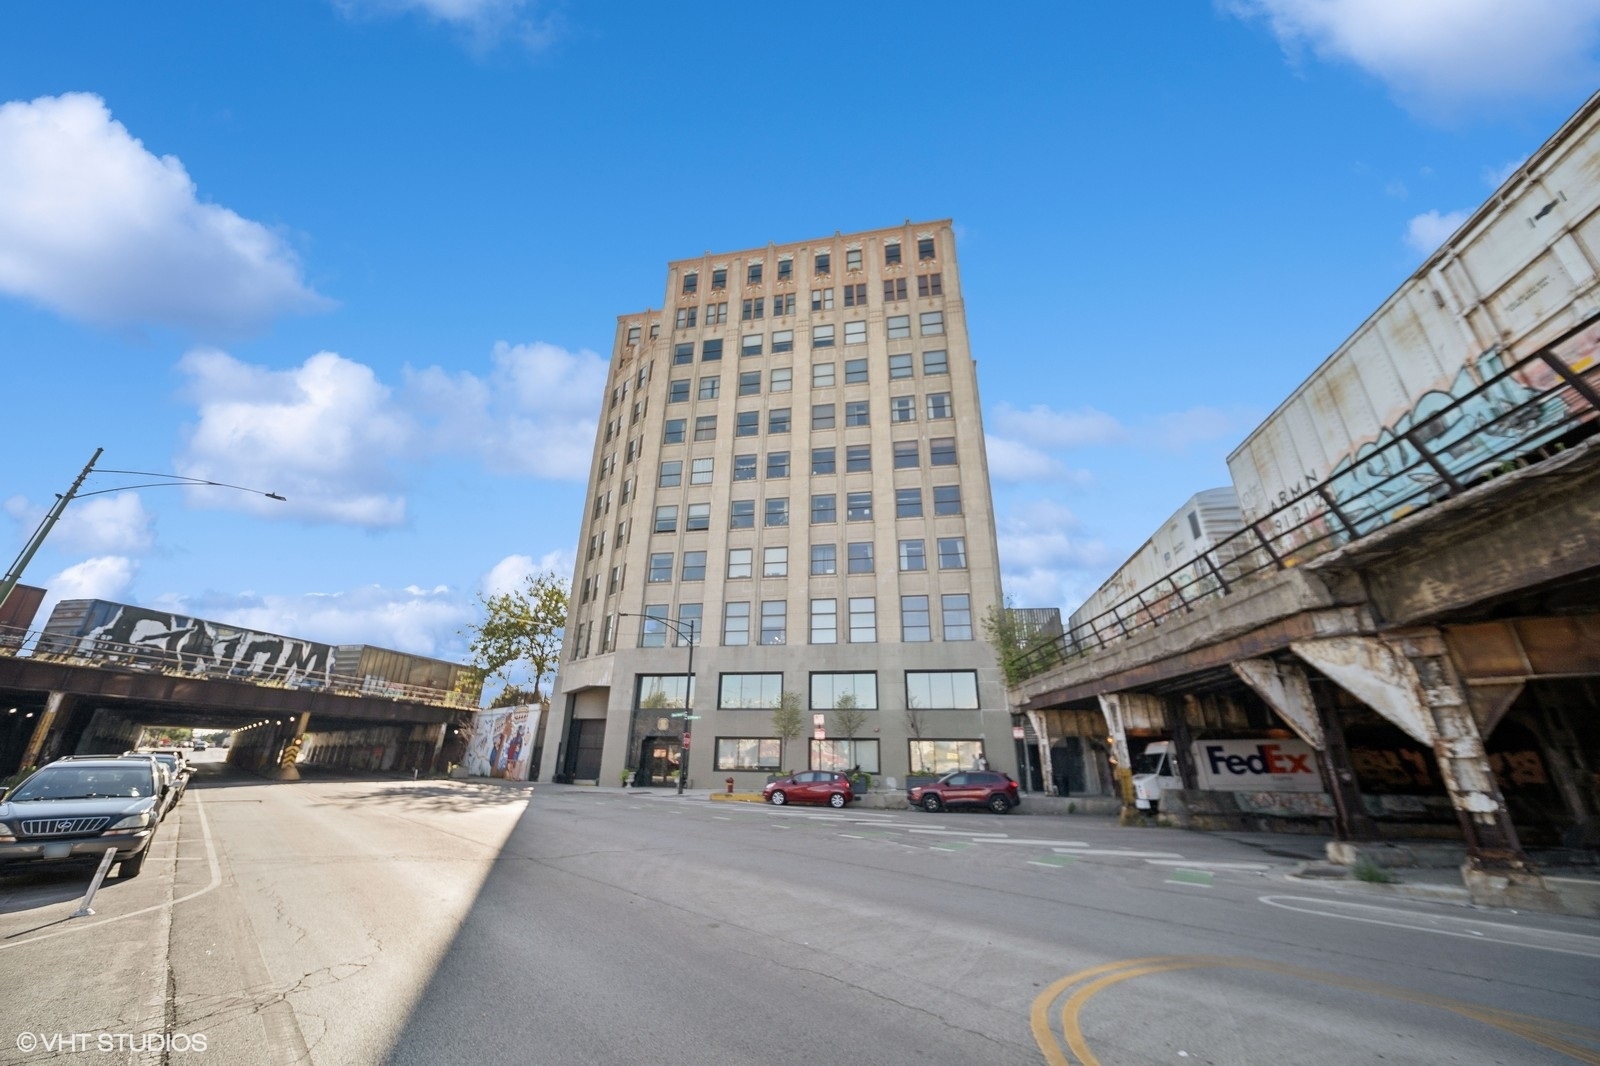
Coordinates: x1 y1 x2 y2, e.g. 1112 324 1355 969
1461 860 1566 914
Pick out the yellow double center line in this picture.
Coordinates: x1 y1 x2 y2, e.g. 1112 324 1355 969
1031 954 1600 1065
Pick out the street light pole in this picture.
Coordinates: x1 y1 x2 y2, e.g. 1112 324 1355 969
0 449 286 611
621 611 698 794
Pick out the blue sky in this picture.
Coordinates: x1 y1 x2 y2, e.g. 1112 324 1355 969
2 1 1597 677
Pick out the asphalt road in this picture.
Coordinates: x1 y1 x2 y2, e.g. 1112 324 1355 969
2 761 1597 1065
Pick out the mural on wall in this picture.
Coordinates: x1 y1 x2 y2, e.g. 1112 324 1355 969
51 600 332 686
462 705 540 780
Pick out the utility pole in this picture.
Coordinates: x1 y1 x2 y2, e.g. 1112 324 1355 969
0 448 102 611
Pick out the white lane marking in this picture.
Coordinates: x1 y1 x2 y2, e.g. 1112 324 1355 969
906 828 1011 838
1051 847 1185 859
1258 895 1600 958
1 791 223 951
1146 860 1273 871
969 837 1090 847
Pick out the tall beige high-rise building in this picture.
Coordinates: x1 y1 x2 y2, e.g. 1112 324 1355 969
538 221 1014 791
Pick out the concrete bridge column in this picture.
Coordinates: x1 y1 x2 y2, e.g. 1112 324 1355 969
270 713 310 780
1233 657 1377 843
1292 631 1562 912
18 691 69 770
1095 694 1136 820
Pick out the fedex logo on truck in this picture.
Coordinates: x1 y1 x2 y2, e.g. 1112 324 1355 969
1195 739 1321 792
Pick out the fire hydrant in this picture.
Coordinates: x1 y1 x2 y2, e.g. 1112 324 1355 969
725 777 735 794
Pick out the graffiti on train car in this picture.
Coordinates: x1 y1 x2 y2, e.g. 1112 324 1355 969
78 604 331 685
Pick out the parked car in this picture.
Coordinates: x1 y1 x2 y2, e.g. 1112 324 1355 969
192 739 208 751
763 771 854 808
908 770 1021 814
0 757 163 877
125 750 188 813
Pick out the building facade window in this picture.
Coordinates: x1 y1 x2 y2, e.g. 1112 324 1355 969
811 739 880 774
736 411 759 437
695 415 717 441
917 237 936 260
895 488 922 518
845 248 862 271
640 604 669 647
843 283 866 307
772 329 794 352
690 458 713 485
760 600 787 645
889 353 914 379
741 298 764 321
770 368 792 392
767 451 790 479
765 498 789 526
847 540 874 572
727 547 752 579
886 315 911 339
844 400 869 426
811 543 837 575
846 492 872 521
773 294 795 316
763 546 788 577
811 447 836 475
812 403 835 429
811 288 834 312
909 740 984 775
900 595 929 642
933 485 961 515
659 460 682 487
927 392 953 419
675 307 697 329
812 324 835 348
920 311 944 335
686 503 711 531
711 268 727 290
942 593 973 640
884 242 902 266
930 436 957 466
891 396 916 422
664 418 686 444
813 363 835 389
705 304 727 327
681 550 707 581
716 738 783 771
723 601 750 646
719 673 782 709
844 321 867 346
768 408 791 434
733 454 757 481
844 357 868 383
923 349 948 375
748 262 763 284
810 672 877 710
682 272 698 294
669 379 690 402
893 440 919 468
654 505 677 533
883 277 907 302
811 493 836 523
898 539 926 572
777 257 793 281
676 343 694 365
730 499 755 528
937 537 967 569
648 552 673 582
739 370 761 396
814 252 830 275
917 272 943 297
906 670 979 710
742 333 762 357
849 597 876 643
810 598 837 644
846 444 871 472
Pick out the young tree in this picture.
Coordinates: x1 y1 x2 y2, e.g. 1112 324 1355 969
772 690 804 771
464 571 570 703
832 692 867 742
982 600 1062 685
904 695 926 740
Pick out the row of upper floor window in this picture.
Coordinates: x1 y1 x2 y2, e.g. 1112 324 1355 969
658 450 966 487
580 533 972 602
600 349 951 452
588 435 960 528
690 669 981 714
571 590 973 659
677 239 938 296
667 302 946 334
665 388 953 426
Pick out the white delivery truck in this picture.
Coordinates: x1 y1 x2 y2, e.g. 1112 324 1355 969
1131 738 1322 811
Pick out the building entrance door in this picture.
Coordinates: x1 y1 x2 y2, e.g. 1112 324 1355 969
570 719 605 781
638 736 682 786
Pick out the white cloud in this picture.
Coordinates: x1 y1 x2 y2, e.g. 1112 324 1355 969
177 349 413 527
157 584 475 657
44 556 138 610
0 93 328 337
334 0 558 50
1405 208 1470 255
54 493 157 555
1225 0 1600 116
994 501 1117 611
480 550 569 599
1482 158 1526 188
983 436 1083 484
991 404 1125 448
405 341 609 480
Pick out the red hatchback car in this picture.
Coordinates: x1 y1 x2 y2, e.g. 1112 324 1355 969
763 771 854 808
908 770 1021 814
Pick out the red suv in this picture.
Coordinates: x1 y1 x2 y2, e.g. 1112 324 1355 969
908 771 1020 814
763 771 854 808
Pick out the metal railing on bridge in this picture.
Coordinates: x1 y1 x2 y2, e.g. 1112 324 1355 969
0 626 479 709
1010 335 1600 683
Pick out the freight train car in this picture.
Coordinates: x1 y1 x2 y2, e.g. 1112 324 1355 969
38 599 333 685
1227 90 1600 548
1067 487 1245 638
331 644 482 706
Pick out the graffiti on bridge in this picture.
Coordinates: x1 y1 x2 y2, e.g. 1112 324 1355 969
74 604 331 686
